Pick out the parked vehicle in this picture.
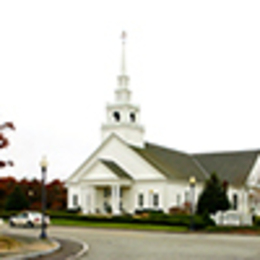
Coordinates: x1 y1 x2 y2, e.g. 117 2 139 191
9 211 50 228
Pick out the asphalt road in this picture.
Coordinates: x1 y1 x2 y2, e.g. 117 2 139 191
4 226 260 260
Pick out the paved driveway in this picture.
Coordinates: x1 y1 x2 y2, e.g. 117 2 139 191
4 226 260 260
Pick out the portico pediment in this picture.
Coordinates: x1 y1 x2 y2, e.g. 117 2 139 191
82 160 119 181
67 134 166 184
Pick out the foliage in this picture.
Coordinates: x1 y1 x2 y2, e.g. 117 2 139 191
197 172 231 215
5 186 29 211
134 208 164 215
0 177 67 211
51 218 189 232
0 177 17 208
0 122 15 168
47 211 213 230
253 216 260 226
46 179 67 210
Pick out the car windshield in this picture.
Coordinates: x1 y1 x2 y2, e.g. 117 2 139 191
18 213 27 218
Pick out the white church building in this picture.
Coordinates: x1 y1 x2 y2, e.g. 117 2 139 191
66 32 260 217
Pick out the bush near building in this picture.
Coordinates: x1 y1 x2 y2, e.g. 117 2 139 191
197 172 231 215
48 210 215 230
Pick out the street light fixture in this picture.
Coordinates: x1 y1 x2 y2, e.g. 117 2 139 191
189 176 196 231
39 156 48 239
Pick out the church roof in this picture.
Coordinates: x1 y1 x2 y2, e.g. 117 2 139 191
131 142 260 186
100 159 133 180
193 150 260 186
131 143 207 182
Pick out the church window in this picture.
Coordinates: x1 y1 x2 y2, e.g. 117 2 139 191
120 201 123 210
184 191 190 203
130 112 136 122
176 194 181 207
138 193 144 207
104 187 110 198
72 194 78 207
113 111 120 122
153 193 159 207
233 194 238 210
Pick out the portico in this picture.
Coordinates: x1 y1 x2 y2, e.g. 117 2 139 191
81 182 132 215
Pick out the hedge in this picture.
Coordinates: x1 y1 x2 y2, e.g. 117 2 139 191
0 210 215 230
47 210 214 230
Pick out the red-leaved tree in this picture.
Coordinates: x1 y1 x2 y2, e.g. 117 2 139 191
0 122 15 168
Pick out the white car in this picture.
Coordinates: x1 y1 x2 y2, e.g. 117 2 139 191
9 211 50 228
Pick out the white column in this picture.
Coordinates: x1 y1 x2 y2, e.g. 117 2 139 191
243 188 248 214
112 184 120 215
85 186 91 214
89 186 96 214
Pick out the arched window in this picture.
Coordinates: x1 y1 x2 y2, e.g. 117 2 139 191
130 112 136 122
113 111 120 122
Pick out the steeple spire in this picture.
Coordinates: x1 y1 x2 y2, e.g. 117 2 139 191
118 31 129 90
121 31 127 76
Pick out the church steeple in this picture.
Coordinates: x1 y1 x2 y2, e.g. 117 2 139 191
120 31 127 76
115 31 131 103
101 31 145 147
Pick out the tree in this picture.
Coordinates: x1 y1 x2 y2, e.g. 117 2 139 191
0 122 15 168
0 177 17 208
197 172 231 215
5 185 29 211
0 177 67 211
46 179 67 210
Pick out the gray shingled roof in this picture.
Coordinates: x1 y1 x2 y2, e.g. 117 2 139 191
100 159 133 180
193 150 260 186
131 142 260 186
99 140 259 186
131 143 207 182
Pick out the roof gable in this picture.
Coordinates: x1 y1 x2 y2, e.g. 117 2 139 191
82 161 118 181
66 133 128 183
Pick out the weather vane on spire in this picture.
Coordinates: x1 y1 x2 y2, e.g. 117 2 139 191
121 31 127 43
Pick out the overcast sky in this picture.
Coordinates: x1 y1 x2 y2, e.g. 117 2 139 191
1 1 260 181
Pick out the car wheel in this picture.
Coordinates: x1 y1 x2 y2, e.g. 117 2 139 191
27 221 34 228
9 221 15 227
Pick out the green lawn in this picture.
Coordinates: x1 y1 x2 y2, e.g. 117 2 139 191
51 218 188 232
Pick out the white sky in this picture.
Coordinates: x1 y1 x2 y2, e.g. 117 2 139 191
1 1 260 181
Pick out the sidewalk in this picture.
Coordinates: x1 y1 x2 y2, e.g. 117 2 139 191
0 234 87 259
33 237 86 259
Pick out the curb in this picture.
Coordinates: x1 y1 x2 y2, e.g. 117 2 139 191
64 236 89 260
2 238 61 260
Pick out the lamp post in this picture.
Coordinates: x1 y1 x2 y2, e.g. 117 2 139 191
39 156 48 239
189 176 196 231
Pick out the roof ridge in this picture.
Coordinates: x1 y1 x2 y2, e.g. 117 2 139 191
144 142 191 156
193 149 260 156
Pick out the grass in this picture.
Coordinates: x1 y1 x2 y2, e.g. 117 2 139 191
0 235 21 251
51 218 188 232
